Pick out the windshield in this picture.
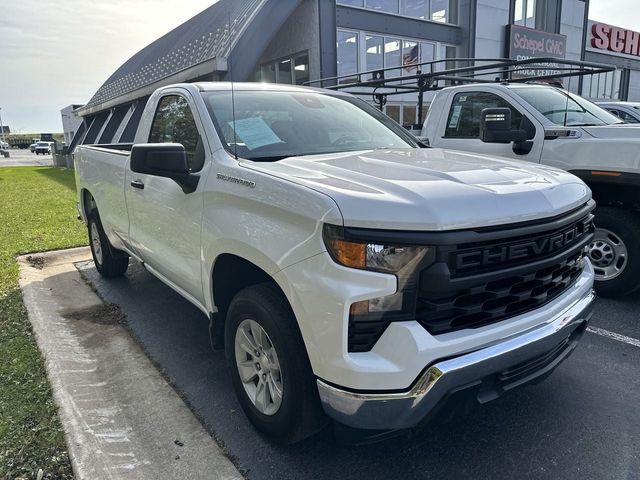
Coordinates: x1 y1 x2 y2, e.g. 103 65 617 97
202 90 418 161
513 87 623 126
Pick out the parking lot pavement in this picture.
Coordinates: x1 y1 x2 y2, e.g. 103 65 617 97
0 148 53 166
78 261 640 480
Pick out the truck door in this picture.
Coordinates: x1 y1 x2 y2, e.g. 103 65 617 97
437 91 544 163
125 93 209 305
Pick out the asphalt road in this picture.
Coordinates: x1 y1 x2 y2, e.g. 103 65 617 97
79 261 640 480
0 148 53 166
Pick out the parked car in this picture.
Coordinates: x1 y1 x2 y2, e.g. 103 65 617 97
34 142 51 155
76 82 595 443
597 101 640 124
421 83 640 296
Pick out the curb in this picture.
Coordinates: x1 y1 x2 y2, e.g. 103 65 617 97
18 247 243 480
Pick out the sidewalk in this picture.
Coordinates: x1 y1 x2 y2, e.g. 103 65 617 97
18 247 242 480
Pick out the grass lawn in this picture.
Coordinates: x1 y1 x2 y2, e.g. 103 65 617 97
0 167 86 479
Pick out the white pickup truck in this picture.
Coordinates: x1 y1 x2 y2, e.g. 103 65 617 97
421 83 640 297
76 82 595 443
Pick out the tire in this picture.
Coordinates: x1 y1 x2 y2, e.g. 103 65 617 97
225 283 327 443
588 206 640 297
87 208 129 277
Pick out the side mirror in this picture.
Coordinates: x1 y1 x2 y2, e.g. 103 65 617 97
480 108 527 144
413 135 430 148
130 143 199 194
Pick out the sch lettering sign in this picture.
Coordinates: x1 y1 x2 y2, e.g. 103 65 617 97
590 22 640 57
507 25 567 79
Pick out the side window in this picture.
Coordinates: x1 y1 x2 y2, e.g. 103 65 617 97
618 110 640 124
444 92 523 138
148 95 205 172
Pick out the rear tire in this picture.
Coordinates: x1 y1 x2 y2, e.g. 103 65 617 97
589 206 640 297
225 283 327 443
87 208 129 277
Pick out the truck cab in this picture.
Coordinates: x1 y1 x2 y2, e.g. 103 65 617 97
423 83 640 296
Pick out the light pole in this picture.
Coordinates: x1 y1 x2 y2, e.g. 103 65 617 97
0 107 6 145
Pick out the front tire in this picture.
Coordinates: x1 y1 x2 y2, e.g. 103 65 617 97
588 206 640 297
225 283 327 443
87 208 129 277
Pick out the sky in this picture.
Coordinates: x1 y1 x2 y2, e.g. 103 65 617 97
0 0 215 133
0 0 637 133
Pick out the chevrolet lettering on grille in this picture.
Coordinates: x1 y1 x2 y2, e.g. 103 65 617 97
454 216 594 271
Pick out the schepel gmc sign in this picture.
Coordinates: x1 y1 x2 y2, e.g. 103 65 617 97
507 25 566 79
591 22 640 56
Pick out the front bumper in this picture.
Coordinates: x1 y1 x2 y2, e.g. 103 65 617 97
317 289 594 431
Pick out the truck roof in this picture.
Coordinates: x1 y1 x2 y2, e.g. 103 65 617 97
443 82 561 92
193 82 340 95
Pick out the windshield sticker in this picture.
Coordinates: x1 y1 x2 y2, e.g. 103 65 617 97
228 117 284 151
459 95 467 102
448 105 462 129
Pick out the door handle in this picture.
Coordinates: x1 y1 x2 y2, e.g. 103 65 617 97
130 179 145 190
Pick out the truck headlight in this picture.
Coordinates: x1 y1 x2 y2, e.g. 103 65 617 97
323 224 435 351
323 224 428 273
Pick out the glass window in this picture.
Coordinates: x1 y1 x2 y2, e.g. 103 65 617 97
385 104 401 123
400 0 428 19
402 104 417 127
366 0 399 13
513 87 622 126
615 110 640 124
514 0 536 27
261 64 276 83
366 35 384 78
294 55 309 85
402 40 419 74
338 0 364 6
148 95 204 172
278 59 293 84
513 0 545 29
431 0 453 23
444 92 523 138
337 30 359 84
385 37 402 78
203 90 419 161
420 42 435 70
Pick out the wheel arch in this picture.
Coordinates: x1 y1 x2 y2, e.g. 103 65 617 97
80 188 96 223
570 170 640 211
209 252 292 319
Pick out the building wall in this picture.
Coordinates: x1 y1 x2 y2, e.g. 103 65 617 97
60 105 83 145
256 0 321 81
474 0 510 58
559 0 585 93
628 70 640 101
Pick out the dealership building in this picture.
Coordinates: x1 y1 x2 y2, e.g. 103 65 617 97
69 0 640 151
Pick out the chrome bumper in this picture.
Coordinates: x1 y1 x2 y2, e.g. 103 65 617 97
318 290 595 431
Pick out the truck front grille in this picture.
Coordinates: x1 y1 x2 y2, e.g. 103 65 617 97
415 254 585 335
344 202 594 352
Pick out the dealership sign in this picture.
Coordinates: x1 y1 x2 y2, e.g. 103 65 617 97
591 22 640 57
507 25 567 79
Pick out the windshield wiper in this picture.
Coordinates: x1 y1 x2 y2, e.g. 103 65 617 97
247 155 292 162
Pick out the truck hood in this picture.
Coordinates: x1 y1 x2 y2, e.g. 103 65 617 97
581 124 640 139
244 148 590 231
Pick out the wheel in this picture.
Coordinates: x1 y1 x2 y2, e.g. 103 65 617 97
225 283 327 443
87 208 129 277
587 206 640 297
